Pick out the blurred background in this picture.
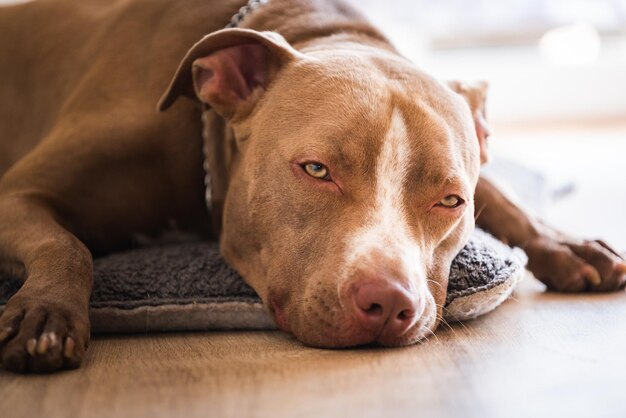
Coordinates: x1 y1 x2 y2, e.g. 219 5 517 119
353 0 626 123
1 0 624 248
351 0 626 249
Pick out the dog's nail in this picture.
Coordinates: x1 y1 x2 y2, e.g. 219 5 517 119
26 338 38 356
48 332 59 348
64 337 75 358
36 334 51 354
0 327 13 342
582 265 602 286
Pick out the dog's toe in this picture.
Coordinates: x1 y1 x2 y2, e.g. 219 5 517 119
0 298 89 373
1 306 46 373
28 314 68 373
568 240 626 292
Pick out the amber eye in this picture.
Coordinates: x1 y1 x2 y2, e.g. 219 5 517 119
437 195 464 208
303 162 331 180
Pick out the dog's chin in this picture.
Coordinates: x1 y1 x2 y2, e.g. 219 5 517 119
289 323 435 349
279 302 439 349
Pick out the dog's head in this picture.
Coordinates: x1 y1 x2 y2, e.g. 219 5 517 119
160 29 487 347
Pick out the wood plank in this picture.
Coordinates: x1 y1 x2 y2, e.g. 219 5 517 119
2 277 625 418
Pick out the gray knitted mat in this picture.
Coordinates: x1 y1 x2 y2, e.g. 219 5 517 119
0 229 526 333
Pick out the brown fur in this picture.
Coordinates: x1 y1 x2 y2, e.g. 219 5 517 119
0 0 624 374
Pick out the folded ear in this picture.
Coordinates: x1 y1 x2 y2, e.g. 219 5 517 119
447 80 491 165
158 28 302 119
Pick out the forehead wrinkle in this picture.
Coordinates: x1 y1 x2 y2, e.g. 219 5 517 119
287 62 388 127
396 96 474 194
281 93 387 185
416 88 480 183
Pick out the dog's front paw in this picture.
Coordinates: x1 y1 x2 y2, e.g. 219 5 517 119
525 236 626 293
0 293 90 373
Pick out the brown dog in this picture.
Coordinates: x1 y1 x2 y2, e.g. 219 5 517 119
0 0 624 374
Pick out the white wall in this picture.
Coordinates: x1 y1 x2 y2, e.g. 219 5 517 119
348 0 626 124
2 0 626 124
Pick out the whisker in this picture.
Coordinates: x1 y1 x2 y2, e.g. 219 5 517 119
435 312 461 339
427 279 443 290
424 326 441 344
474 203 487 222
508 294 520 303
440 305 472 336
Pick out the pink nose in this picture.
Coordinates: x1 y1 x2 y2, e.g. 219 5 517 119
351 281 418 339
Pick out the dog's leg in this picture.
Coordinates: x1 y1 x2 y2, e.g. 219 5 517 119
448 80 625 292
0 194 93 373
475 176 626 292
0 109 205 373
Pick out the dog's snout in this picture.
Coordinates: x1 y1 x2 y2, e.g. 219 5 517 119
350 280 419 340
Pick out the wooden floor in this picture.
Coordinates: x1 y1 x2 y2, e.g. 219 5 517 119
2 2 625 416
2 277 625 418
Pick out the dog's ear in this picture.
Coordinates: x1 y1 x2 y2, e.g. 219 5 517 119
158 28 302 119
447 80 491 165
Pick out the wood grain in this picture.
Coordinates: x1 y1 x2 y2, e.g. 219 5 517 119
2 276 625 418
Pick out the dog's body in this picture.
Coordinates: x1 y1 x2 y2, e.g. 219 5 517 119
1 0 624 373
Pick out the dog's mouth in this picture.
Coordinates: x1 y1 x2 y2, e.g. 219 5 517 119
269 296 291 333
265 288 439 348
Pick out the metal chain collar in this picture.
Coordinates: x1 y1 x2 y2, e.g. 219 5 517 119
226 0 269 28
203 0 269 214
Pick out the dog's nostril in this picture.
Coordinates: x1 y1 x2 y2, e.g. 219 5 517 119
397 309 415 321
350 280 419 338
365 303 383 316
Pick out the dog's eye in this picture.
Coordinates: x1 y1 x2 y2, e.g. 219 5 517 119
302 162 331 180
437 195 464 208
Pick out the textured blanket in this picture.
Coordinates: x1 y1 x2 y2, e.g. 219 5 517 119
0 229 526 333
